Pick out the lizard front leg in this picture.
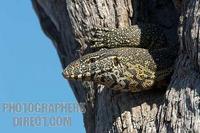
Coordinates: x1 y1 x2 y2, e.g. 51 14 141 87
89 23 168 50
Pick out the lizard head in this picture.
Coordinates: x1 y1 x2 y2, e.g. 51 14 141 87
62 49 123 85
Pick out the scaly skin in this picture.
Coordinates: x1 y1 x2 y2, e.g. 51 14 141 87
63 47 176 92
63 24 177 92
89 23 167 49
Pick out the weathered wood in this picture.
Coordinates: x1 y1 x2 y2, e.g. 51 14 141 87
32 0 200 132
158 0 200 132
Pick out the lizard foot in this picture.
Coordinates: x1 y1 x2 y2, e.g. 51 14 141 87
88 24 168 50
88 27 123 49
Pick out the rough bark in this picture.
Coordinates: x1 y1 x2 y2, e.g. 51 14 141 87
32 0 200 132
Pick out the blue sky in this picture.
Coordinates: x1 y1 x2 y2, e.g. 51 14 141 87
0 0 85 132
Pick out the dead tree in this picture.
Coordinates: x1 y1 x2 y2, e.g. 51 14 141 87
32 0 200 132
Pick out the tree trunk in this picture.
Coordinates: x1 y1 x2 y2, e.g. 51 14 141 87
32 0 200 132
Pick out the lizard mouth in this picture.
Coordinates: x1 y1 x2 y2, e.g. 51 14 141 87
62 70 82 80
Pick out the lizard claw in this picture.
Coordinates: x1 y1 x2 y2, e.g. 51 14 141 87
88 27 119 49
90 43 105 48
91 27 110 32
88 37 104 42
88 28 109 48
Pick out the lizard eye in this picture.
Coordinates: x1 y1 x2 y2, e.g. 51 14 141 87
113 57 120 66
89 58 96 63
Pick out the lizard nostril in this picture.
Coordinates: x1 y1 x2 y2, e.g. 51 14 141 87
62 70 69 78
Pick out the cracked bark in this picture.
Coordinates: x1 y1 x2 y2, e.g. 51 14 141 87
32 0 200 132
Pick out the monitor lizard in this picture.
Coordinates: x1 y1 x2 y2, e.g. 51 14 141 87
62 23 178 92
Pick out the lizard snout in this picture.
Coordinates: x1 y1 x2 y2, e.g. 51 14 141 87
62 70 69 79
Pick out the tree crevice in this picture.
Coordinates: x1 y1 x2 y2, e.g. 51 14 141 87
32 0 200 132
